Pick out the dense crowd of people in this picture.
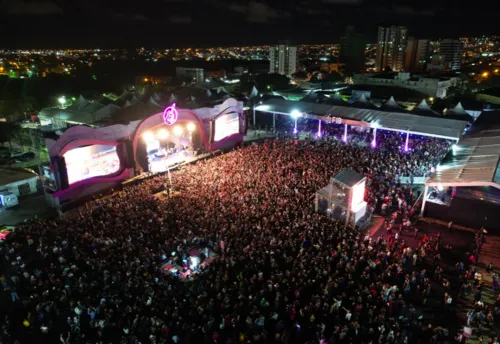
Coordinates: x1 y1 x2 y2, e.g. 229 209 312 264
0 126 464 344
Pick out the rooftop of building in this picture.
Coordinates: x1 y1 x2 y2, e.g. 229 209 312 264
0 168 38 186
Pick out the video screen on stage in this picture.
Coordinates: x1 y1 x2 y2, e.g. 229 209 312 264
351 181 366 211
63 144 121 185
213 112 240 142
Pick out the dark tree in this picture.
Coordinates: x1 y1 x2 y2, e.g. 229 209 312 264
292 71 308 80
254 73 290 90
0 122 20 149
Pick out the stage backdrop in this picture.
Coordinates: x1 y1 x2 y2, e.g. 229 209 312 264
46 99 245 204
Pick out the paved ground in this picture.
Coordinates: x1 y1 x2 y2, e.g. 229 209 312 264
0 194 55 225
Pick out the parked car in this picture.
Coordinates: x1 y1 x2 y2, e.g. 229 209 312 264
10 151 25 158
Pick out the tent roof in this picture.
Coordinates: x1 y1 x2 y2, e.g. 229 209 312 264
411 99 442 117
446 102 474 122
255 98 467 140
80 101 105 114
381 96 407 112
94 104 121 117
325 93 346 106
427 135 500 187
248 86 259 98
350 93 379 110
169 93 178 103
301 91 319 103
449 102 468 115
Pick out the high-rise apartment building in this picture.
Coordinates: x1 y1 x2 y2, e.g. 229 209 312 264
176 67 204 84
339 26 367 74
375 26 408 72
405 38 430 72
439 39 464 71
269 43 297 77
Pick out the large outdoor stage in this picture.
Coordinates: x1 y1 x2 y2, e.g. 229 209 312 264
46 98 245 204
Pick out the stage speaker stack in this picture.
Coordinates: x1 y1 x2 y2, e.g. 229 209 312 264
54 156 69 190
124 140 135 168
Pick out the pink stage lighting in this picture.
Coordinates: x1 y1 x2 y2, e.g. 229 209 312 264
163 103 178 126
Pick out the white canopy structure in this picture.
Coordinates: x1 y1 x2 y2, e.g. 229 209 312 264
248 86 259 98
254 98 467 140
449 102 468 116
421 133 500 216
428 136 500 188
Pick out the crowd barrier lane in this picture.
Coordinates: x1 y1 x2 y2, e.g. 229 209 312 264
419 217 477 233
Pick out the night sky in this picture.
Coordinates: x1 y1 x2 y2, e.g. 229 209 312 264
1 0 498 48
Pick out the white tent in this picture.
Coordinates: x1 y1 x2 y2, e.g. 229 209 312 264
248 86 259 98
448 102 468 115
255 98 467 140
168 93 178 103
421 134 500 215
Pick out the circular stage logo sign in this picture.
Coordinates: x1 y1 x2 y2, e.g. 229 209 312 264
163 103 178 126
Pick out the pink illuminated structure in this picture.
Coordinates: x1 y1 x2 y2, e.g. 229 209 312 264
163 103 179 126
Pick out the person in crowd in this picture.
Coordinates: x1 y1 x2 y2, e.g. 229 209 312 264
1 125 468 344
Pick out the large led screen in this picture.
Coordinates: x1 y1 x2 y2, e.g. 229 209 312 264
213 112 239 142
63 144 121 185
351 181 366 211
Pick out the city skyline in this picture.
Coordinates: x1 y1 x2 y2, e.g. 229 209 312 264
1 0 499 48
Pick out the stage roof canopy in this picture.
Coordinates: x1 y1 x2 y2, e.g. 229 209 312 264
255 98 468 140
426 111 500 189
426 135 500 188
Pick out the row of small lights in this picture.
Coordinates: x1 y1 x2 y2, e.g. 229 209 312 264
143 123 196 142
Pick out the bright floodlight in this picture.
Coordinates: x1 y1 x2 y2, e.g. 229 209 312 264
187 122 196 132
290 109 301 119
173 126 183 136
256 105 270 111
58 96 66 105
143 131 155 142
157 128 169 139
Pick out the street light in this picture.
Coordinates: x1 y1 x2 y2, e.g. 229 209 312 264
291 109 301 134
58 96 66 106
